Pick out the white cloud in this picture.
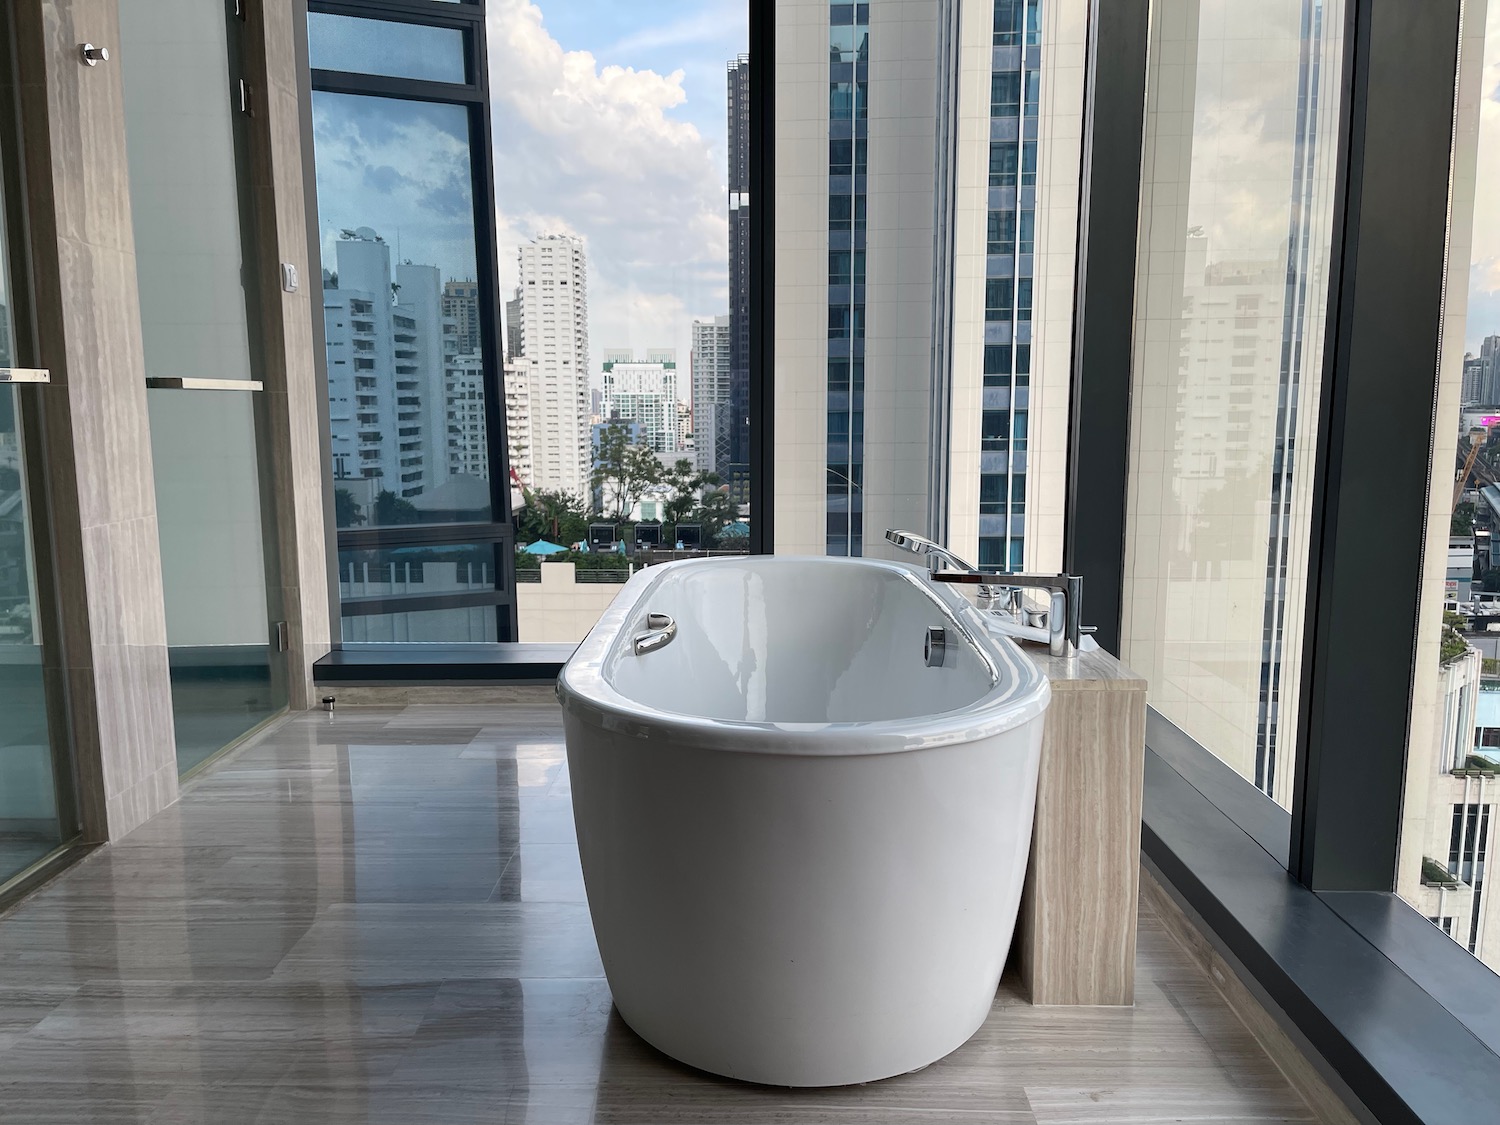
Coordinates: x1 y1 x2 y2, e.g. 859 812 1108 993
487 0 730 382
603 5 744 57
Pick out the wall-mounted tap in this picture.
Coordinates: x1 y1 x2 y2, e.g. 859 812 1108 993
885 529 1086 657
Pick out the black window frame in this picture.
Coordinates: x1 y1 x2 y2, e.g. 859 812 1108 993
304 0 518 640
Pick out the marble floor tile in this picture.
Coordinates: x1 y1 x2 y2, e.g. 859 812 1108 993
0 702 1319 1124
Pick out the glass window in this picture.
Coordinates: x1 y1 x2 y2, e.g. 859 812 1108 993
1016 277 1033 322
1020 139 1037 187
981 410 1010 451
980 473 1005 513
994 0 1022 47
991 71 1021 117
984 344 1012 388
486 4 751 638
990 141 1019 187
985 277 1013 321
827 138 866 177
308 13 467 84
1018 208 1035 255
312 94 493 530
987 210 1016 255
1120 0 1346 809
1396 0 1500 973
1023 69 1040 117
830 138 852 176
831 81 854 120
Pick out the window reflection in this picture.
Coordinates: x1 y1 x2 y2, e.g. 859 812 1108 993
312 94 493 531
1121 0 1345 808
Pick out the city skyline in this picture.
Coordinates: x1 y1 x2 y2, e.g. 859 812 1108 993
485 0 744 383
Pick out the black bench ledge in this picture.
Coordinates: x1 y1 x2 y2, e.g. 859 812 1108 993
1143 710 1500 1125
313 643 575 684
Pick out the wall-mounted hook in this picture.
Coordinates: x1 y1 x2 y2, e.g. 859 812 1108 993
80 43 109 67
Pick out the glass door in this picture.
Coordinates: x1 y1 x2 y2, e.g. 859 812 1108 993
120 0 288 774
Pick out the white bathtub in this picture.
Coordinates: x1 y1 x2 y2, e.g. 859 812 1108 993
556 555 1050 1087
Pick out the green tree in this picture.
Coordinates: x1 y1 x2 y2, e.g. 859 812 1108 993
334 488 365 528
517 488 589 545
372 490 420 526
695 487 743 543
591 422 661 520
660 458 720 525
1452 500 1476 536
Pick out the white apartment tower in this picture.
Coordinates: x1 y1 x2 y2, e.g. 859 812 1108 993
503 359 533 489
772 0 1085 567
324 229 438 506
691 315 732 472
444 352 488 480
516 235 589 497
601 351 680 456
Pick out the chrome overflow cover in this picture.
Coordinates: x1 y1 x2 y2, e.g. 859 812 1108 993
925 626 947 668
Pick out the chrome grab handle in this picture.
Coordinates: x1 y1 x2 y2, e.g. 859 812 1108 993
633 612 677 656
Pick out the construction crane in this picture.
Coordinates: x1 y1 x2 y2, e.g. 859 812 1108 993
1456 423 1496 507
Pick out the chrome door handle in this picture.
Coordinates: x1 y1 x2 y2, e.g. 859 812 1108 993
633 612 677 655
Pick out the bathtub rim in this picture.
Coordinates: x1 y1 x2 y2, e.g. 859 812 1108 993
556 555 1050 756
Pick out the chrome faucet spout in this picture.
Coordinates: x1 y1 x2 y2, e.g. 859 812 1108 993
887 528 1086 658
883 529 978 576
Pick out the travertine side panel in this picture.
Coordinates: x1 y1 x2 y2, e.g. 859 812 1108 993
244 0 333 709
15 0 179 839
1019 647 1146 1005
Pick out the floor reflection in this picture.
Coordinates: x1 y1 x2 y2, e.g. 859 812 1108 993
0 692 1317 1124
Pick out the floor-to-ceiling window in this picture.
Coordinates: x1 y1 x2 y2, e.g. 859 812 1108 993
1120 0 1344 808
1397 0 1500 972
977 0 1041 572
119 0 288 775
308 0 753 644
308 4 515 643
826 2 868 557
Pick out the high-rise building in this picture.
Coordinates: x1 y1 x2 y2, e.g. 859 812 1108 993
504 286 523 363
444 352 488 480
772 2 1084 567
323 228 441 505
691 315 732 473
503 359 533 488
600 351 680 455
1481 334 1500 404
516 234 590 497
727 55 751 501
442 279 481 357
1464 353 1485 404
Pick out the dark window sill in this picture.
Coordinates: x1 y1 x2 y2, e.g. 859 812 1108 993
313 642 573 684
1143 708 1500 1124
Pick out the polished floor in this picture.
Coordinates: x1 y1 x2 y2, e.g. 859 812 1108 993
0 693 1319 1123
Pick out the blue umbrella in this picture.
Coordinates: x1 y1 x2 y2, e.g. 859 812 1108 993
523 540 568 555
719 521 750 539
